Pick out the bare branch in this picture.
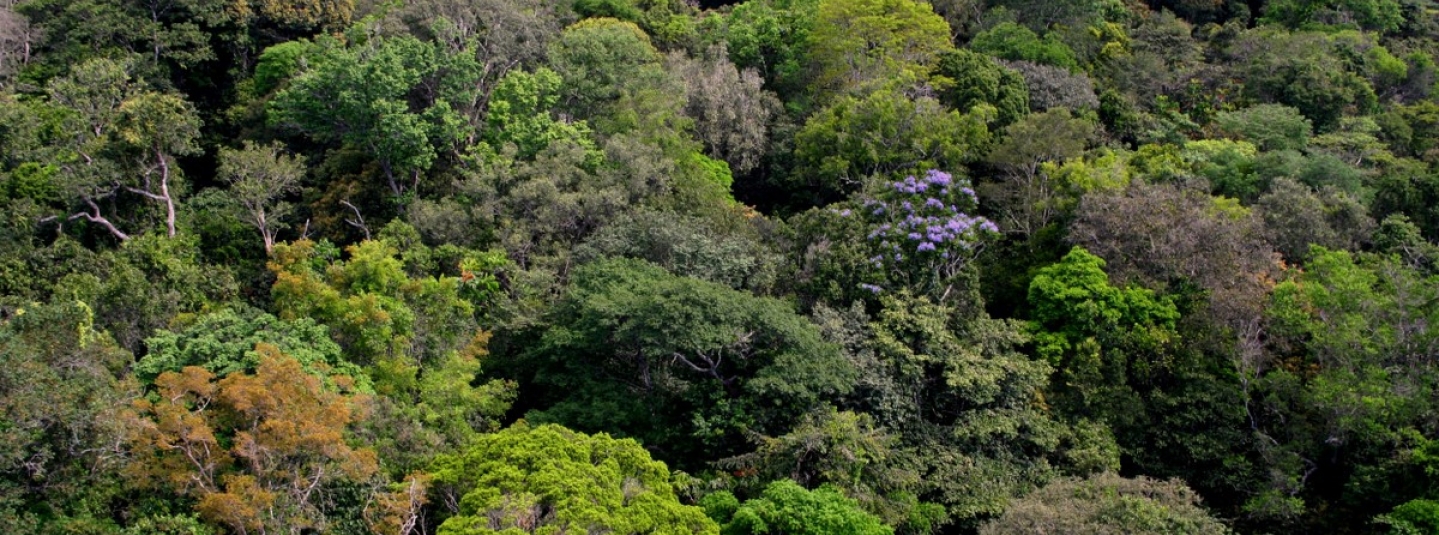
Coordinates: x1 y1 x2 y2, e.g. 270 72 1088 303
340 199 371 240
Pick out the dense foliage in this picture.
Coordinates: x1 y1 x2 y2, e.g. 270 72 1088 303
1 0 1439 533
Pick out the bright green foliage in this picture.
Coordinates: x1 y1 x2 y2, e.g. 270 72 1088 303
1028 247 1180 425
935 49 1030 126
430 423 719 535
253 40 312 95
1179 139 1260 201
1266 247 1437 446
709 480 893 535
1380 499 1439 535
1261 248 1439 524
270 239 414 363
268 32 476 199
268 238 486 365
792 88 989 205
136 306 366 390
724 0 821 99
520 257 853 464
484 67 597 159
1215 104 1313 152
979 472 1233 535
806 0 953 95
969 22 1079 70
364 331 517 475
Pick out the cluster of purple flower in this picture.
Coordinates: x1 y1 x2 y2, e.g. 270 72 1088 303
863 170 997 265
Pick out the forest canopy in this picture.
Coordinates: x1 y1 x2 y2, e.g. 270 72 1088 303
1 0 1439 533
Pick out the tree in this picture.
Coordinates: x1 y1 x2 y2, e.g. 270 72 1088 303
216 141 305 254
18 0 225 75
268 237 489 366
806 0 953 95
969 23 1078 70
1261 0 1402 33
45 58 202 241
516 257 854 464
715 408 943 531
723 0 820 100
849 293 1111 526
575 208 780 290
1028 247 1181 429
429 423 719 535
0 301 134 532
997 60 1098 112
228 0 353 34
981 108 1095 239
113 91 201 239
670 47 780 175
134 306 363 389
1256 177 1373 262
546 17 664 119
792 88 990 206
482 67 596 160
0 5 34 84
124 345 379 534
1215 104 1313 152
705 480 893 535
1233 29 1379 131
934 49 1029 126
1069 182 1278 333
979 472 1233 535
268 32 475 202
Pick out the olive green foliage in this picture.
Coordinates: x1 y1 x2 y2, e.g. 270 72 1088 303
0 301 133 533
547 17 664 118
855 292 1109 524
979 472 1233 535
1261 0 1402 33
430 423 719 535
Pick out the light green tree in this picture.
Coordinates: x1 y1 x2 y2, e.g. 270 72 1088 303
706 480 893 535
430 423 719 535
807 0 953 96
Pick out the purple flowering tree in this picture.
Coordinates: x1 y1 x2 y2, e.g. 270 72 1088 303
847 170 998 302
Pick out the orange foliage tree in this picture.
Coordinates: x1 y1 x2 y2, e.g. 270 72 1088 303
124 343 378 534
